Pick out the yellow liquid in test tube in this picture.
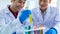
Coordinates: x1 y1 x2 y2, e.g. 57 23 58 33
40 24 43 34
29 14 33 24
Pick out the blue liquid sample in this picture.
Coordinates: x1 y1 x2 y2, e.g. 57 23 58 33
25 26 31 34
25 26 28 34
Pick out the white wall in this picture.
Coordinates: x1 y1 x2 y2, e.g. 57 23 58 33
0 0 60 10
57 0 60 13
0 0 10 10
50 0 57 7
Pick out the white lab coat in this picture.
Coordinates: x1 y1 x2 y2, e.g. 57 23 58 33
32 6 60 34
0 5 60 34
0 5 25 34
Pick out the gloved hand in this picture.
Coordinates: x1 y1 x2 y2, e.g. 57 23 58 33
19 10 31 24
12 32 16 34
45 27 57 34
12 10 32 34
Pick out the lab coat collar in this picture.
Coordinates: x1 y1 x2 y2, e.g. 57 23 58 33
5 5 24 19
4 5 11 14
44 6 51 23
4 5 16 19
36 7 43 22
37 6 51 23
5 5 23 14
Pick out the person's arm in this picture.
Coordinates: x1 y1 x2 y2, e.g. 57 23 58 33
0 12 23 34
54 9 60 34
0 13 7 34
0 19 24 34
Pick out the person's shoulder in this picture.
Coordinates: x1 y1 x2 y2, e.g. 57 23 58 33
0 6 9 13
32 7 38 11
0 8 6 13
0 7 8 17
50 6 59 11
32 7 39 13
50 6 59 14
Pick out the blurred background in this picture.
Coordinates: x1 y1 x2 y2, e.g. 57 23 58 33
0 0 60 13
0 0 60 34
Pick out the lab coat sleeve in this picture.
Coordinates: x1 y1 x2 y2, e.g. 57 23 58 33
0 13 6 33
54 9 60 34
0 19 24 34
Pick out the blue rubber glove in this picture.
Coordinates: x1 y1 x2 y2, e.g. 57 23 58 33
45 27 57 34
12 32 16 34
19 10 31 24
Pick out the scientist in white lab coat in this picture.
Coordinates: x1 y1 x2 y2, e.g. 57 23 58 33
0 0 26 34
32 0 60 34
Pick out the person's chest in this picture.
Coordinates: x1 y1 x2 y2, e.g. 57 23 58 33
32 10 56 28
